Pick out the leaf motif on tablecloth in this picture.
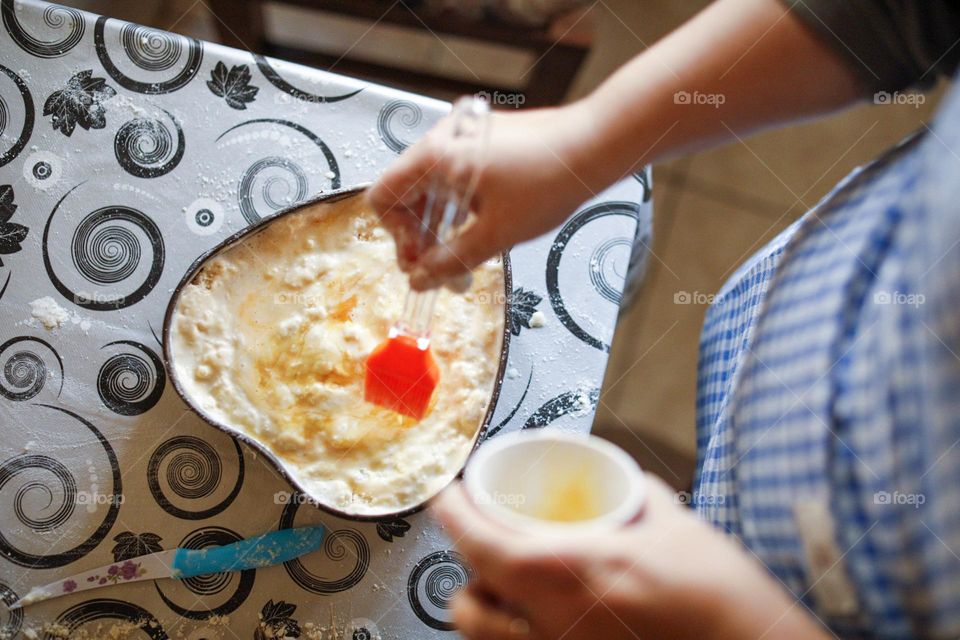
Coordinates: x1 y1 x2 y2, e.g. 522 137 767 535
375 517 411 543
255 600 301 640
207 62 259 110
43 70 116 136
508 287 543 336
0 186 28 268
111 531 163 562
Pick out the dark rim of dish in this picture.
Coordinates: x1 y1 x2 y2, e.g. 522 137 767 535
161 184 513 522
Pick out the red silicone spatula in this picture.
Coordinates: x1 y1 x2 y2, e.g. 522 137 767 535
364 96 489 420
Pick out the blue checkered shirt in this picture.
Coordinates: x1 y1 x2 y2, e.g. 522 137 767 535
693 84 960 638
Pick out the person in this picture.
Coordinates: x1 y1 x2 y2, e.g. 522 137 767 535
366 1 960 638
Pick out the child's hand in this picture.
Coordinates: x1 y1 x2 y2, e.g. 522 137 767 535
366 103 597 290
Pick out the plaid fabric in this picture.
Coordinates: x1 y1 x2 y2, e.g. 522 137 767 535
693 83 960 638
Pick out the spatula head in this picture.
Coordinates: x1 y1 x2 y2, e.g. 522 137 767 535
364 334 440 420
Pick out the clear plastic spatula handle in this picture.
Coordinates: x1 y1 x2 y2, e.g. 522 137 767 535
395 96 490 344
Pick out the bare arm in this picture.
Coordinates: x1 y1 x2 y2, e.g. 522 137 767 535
368 0 864 287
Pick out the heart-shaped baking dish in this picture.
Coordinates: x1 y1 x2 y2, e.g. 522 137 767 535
162 185 511 521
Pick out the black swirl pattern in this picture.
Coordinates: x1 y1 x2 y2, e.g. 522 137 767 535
43 184 165 311
254 54 363 103
217 119 341 225
155 527 254 619
0 404 121 568
279 496 370 594
377 100 422 153
2 0 84 58
0 336 63 401
546 201 641 352
94 16 203 94
53 599 167 639
523 387 600 429
114 108 184 178
0 64 34 167
590 237 632 305
147 435 244 520
407 550 473 631
97 339 166 415
483 366 533 440
0 582 22 639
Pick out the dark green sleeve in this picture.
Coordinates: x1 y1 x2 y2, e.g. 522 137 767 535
782 0 960 93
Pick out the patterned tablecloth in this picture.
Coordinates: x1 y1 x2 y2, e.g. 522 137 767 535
0 1 652 637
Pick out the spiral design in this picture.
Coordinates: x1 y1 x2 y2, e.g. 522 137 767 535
0 64 34 168
114 109 184 178
0 336 63 401
0 405 121 569
407 550 473 631
546 201 642 352
2 0 84 58
73 214 141 284
120 23 182 71
97 340 165 415
7 457 76 532
155 527 254 619
95 16 203 95
217 119 341 226
0 582 23 639
238 156 308 225
148 436 244 520
425 563 468 609
54 599 166 639
377 100 422 153
279 498 370 594
589 237 631 305
254 54 362 103
44 187 165 311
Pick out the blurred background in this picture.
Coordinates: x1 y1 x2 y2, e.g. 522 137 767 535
66 0 946 488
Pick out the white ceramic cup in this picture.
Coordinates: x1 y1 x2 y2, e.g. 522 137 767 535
463 430 646 536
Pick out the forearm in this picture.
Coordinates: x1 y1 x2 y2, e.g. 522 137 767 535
569 0 865 190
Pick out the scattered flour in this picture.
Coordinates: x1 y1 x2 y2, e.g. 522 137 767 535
529 310 547 328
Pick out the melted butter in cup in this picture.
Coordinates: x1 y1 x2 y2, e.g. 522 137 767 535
463 431 646 535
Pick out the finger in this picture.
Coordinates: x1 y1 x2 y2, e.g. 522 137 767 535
378 206 422 272
366 119 453 216
408 221 501 290
433 484 523 581
453 587 536 640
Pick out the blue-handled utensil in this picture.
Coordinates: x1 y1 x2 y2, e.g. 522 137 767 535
8 526 326 609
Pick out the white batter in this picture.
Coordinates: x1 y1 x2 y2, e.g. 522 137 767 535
169 194 505 516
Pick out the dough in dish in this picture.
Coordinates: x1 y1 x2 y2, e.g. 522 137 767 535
169 194 505 516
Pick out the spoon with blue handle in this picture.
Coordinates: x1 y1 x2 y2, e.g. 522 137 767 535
8 526 326 609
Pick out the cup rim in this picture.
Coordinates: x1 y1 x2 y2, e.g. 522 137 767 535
463 430 646 535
